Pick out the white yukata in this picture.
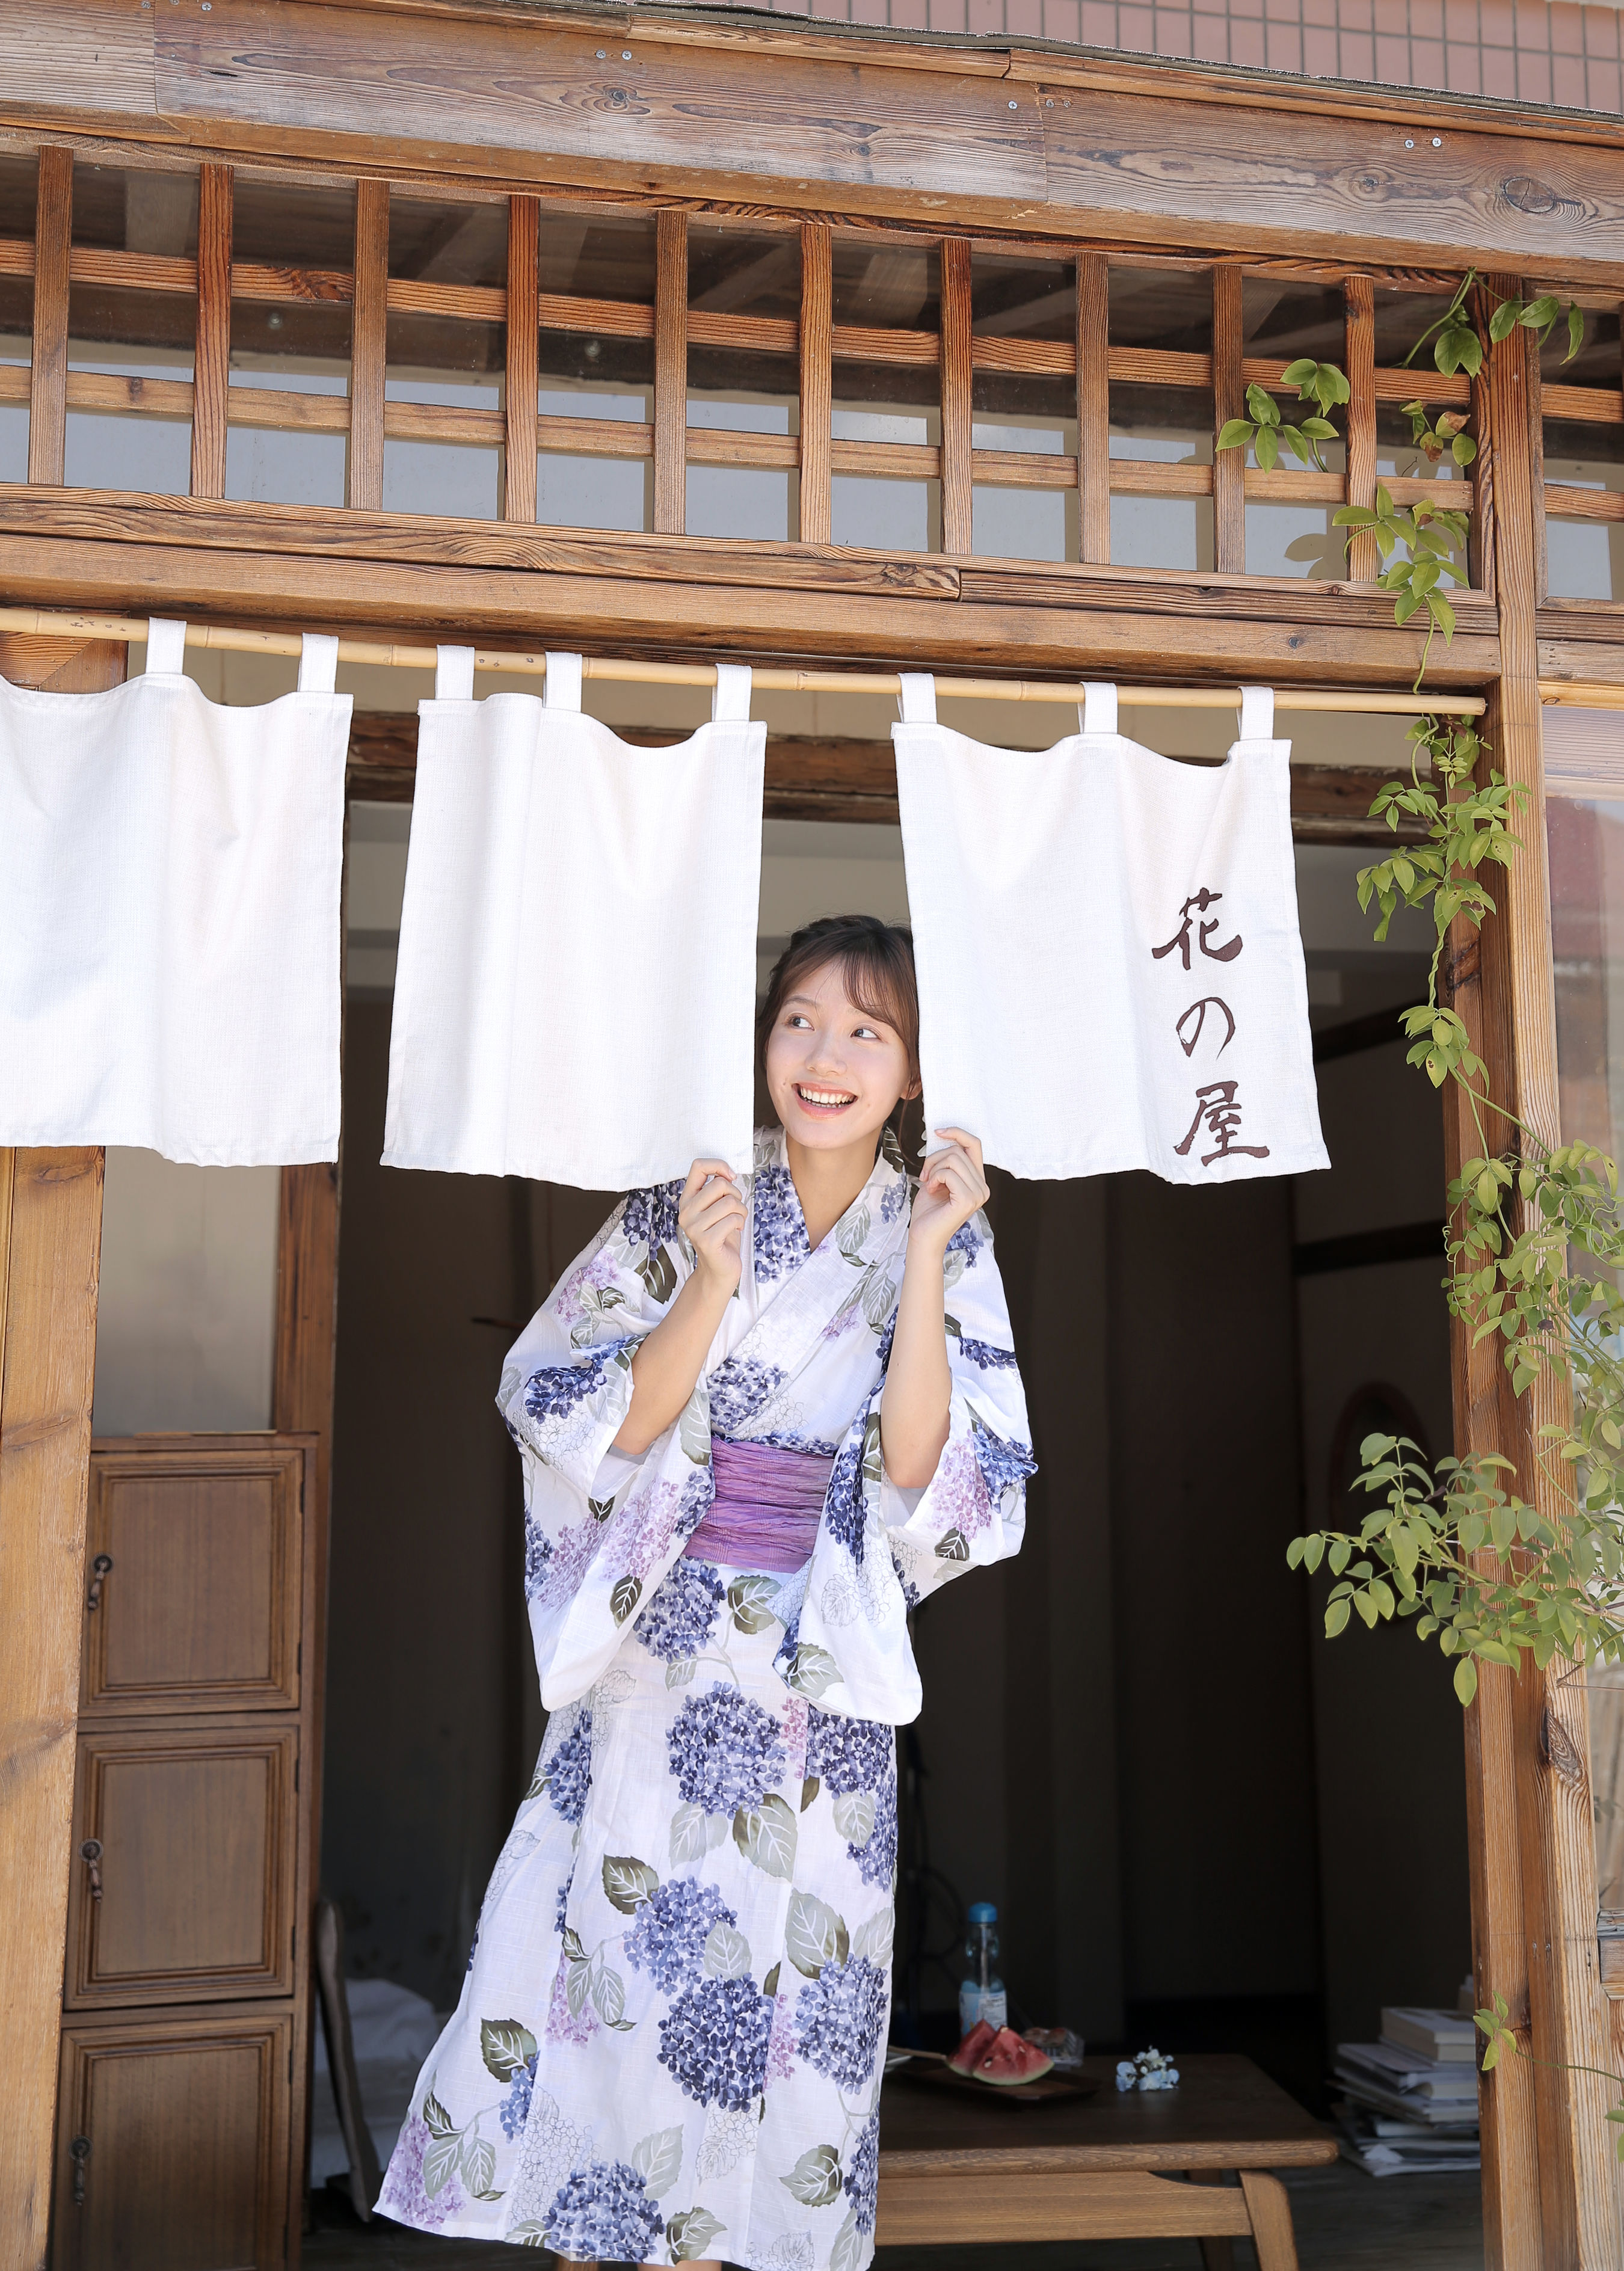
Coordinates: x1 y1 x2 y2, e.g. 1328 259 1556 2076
380 1126 1032 2264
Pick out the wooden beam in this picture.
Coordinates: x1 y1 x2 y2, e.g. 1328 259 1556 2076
189 162 233 503
349 176 388 512
503 194 538 524
939 235 973 558
0 625 123 2271
653 210 686 538
1342 274 1377 585
1076 251 1110 568
798 223 832 550
27 146 71 488
1211 264 1244 579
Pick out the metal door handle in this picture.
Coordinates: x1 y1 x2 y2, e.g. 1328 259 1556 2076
80 1839 103 1901
70 2135 90 2207
85 1554 112 1611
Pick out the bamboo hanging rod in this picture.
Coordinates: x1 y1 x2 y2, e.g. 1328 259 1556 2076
0 607 1487 718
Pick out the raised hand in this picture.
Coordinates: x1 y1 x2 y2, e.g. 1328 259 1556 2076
677 1158 746 1295
908 1128 989 1258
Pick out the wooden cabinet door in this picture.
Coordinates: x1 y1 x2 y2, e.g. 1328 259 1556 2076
66 1726 298 2008
81 1444 305 1716
54 2004 292 2271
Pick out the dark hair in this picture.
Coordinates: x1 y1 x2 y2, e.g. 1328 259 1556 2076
757 915 921 1151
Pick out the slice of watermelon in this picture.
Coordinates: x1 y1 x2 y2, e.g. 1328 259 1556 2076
948 2020 998 2077
968 2026 1056 2087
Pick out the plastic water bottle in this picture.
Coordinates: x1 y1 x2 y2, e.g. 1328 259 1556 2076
958 1902 1007 2034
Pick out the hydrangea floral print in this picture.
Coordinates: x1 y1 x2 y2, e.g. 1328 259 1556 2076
381 1130 1030 2264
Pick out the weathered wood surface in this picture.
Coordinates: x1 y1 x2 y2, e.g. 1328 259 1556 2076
0 525 1502 686
349 178 389 514
27 147 71 490
4 1 1624 280
189 164 233 504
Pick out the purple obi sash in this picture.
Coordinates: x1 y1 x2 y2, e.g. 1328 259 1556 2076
683 1437 832 1575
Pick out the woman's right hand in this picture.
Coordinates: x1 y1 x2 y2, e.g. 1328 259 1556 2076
678 1158 746 1298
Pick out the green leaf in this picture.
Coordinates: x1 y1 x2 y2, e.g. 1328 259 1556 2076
786 1888 850 1978
422 2088 454 2140
1489 301 1521 343
703 1919 754 1980
1255 425 1280 471
602 1854 660 1914
632 2126 684 2195
424 2128 463 2198
589 1962 627 2027
669 2207 728 2261
1325 1596 1352 1638
669 1802 711 1866
831 2205 867 2271
1568 302 1586 362
479 2019 539 2083
611 1573 642 1625
734 1792 798 1879
728 1573 782 1635
763 1961 781 1997
462 2132 497 2199
782 2144 844 2208
832 1787 876 1846
1454 1656 1480 1707
786 1643 840 1700
639 1241 678 1305
1216 417 1256 453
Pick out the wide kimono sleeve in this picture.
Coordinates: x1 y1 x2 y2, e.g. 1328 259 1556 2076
879 1213 1034 1608
497 1178 691 1603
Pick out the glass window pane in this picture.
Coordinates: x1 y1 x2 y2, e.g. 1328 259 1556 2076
66 285 192 496
1542 304 1617 390
1109 264 1212 354
0 149 37 238
543 213 657 304
1243 276 1343 364
72 162 198 256
831 240 939 333
0 235 29 484
971 367 1074 564
1109 380 1214 573
227 300 351 509
538 331 651 533
233 174 355 271
384 309 503 521
687 346 796 543
389 195 507 288
687 225 799 321
1545 419 1624 601
832 355 938 553
1373 287 1460 367
972 251 1072 345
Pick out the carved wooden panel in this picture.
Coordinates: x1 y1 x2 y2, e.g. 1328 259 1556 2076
65 1726 297 2008
81 1445 304 1717
53 2002 291 2271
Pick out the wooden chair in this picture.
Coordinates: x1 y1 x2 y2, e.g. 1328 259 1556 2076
877 2051 1338 2270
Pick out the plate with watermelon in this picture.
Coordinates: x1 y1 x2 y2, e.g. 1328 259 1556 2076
893 2023 1098 2105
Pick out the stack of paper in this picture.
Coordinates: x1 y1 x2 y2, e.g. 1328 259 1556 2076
1332 2004 1481 2177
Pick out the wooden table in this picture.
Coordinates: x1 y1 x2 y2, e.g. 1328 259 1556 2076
876 2052 1338 2270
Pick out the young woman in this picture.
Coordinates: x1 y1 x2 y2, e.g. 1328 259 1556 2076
381 914 1033 2267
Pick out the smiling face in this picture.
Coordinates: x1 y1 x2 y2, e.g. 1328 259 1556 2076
764 957 918 1155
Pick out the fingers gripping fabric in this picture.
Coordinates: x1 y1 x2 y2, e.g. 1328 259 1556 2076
893 677 1328 1184
384 655 765 1186
0 617 348 1163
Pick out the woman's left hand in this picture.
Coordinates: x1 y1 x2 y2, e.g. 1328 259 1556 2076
908 1128 990 1257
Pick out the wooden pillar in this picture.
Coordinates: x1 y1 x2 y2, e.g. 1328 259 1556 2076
1075 250 1110 567
504 195 540 524
0 632 124 2271
349 178 389 512
653 211 687 537
938 235 973 556
1452 281 1621 2268
28 147 72 487
1341 274 1377 584
1211 262 1245 577
190 164 233 502
798 222 832 549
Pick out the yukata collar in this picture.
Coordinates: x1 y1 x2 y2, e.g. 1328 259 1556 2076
757 1122 908 1255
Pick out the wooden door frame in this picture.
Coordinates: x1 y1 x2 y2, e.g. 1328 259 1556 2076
2 5 1623 2259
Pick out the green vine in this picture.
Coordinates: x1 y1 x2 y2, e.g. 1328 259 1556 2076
1215 271 1583 669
